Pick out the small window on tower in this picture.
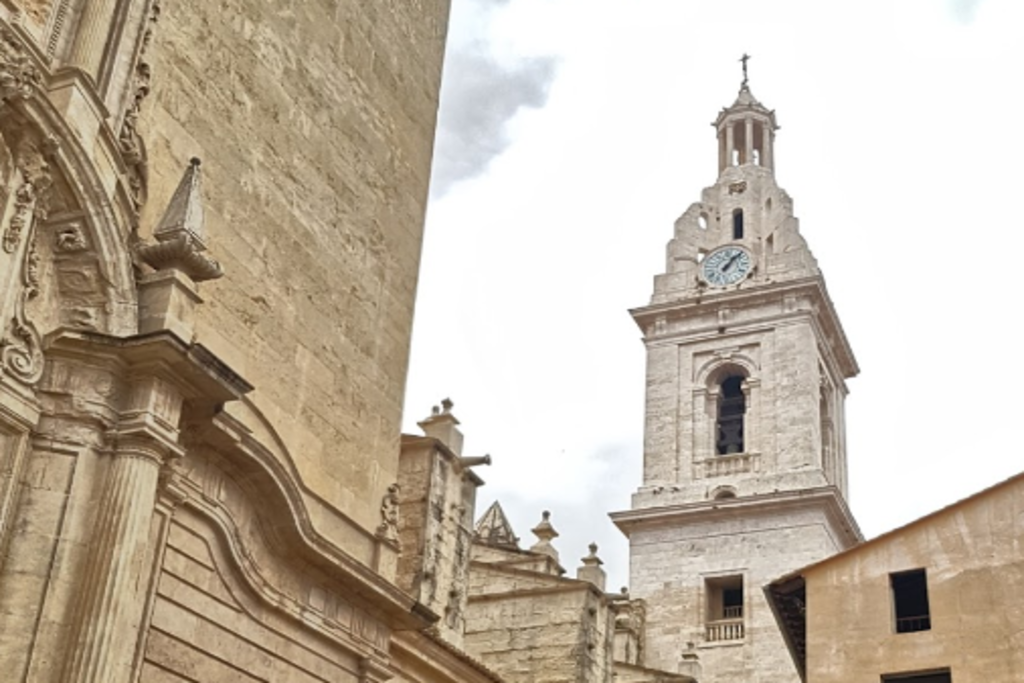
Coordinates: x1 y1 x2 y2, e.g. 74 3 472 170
891 569 931 633
716 375 745 455
732 209 744 240
705 574 745 642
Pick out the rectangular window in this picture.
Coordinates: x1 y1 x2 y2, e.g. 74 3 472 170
890 569 931 633
705 575 744 642
882 669 951 683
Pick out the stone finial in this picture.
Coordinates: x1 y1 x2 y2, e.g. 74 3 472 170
418 398 464 455
137 158 223 281
155 157 206 244
529 510 560 563
577 542 606 590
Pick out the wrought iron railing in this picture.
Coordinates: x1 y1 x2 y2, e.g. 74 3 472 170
896 615 931 633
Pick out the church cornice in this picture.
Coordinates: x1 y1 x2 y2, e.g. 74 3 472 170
609 485 863 550
631 276 858 379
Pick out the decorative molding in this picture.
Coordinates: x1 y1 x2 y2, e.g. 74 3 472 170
2 171 34 253
1 145 53 386
118 0 160 213
46 0 73 59
0 28 41 103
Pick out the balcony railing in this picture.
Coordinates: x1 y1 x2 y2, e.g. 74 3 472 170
896 614 931 633
702 452 758 479
705 618 744 642
723 605 743 619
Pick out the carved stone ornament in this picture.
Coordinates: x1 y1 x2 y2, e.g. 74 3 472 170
375 483 401 547
119 0 162 212
0 29 41 103
728 180 747 195
54 222 88 252
2 175 35 253
137 158 223 281
1 174 46 386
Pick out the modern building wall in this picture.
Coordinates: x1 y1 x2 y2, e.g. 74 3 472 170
797 474 1024 683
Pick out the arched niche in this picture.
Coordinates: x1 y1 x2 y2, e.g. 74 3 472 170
1 87 138 349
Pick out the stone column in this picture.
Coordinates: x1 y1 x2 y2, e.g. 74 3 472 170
68 0 120 79
725 124 735 167
744 118 754 165
764 127 774 171
61 432 171 683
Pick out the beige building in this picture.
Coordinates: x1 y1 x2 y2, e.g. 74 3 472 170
767 471 1024 683
610 80 862 683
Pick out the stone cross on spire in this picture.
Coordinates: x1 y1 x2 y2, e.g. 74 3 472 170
740 53 751 88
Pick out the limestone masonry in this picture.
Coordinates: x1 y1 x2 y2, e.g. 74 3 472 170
0 3 1018 683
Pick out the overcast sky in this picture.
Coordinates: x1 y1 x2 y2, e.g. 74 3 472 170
404 0 1023 590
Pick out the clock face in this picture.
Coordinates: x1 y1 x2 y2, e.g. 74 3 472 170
701 245 753 287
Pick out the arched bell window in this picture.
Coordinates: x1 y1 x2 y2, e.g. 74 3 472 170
716 375 746 455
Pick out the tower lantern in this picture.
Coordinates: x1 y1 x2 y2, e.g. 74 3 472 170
714 83 779 174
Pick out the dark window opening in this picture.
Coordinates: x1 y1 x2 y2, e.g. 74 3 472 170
891 569 931 633
722 587 743 619
716 375 745 455
882 671 951 683
732 209 744 240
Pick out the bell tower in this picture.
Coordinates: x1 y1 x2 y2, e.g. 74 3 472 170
611 66 863 683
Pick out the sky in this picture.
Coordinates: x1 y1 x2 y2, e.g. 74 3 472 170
404 0 1024 591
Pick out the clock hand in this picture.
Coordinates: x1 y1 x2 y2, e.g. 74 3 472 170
721 252 742 273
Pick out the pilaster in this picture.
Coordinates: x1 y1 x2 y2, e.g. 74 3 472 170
60 431 172 683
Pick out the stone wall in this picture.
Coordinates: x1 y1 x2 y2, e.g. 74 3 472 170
623 499 850 683
397 432 482 650
141 0 450 537
465 569 614 683
635 304 846 503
